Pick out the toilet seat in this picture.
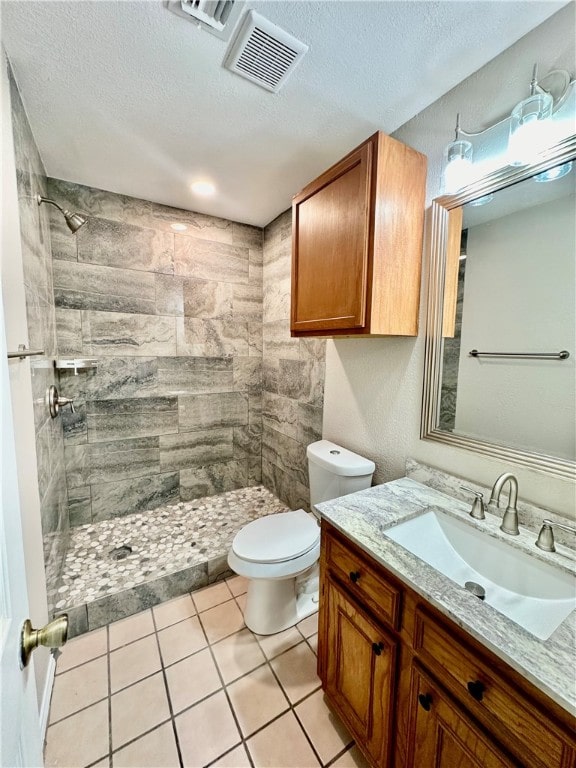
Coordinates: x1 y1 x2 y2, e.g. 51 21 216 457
232 509 319 564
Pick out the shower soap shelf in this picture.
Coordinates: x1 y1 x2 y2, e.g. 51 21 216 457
55 358 98 375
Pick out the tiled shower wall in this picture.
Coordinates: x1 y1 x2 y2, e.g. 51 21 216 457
261 211 325 510
9 66 68 607
48 179 264 524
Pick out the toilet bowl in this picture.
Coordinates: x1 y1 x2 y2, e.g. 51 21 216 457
228 440 375 635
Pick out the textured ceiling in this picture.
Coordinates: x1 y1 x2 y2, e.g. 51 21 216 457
1 0 568 226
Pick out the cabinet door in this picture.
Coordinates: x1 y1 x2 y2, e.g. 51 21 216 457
406 664 516 768
322 578 397 767
291 141 374 333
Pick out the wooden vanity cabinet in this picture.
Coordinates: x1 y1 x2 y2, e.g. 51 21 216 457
406 663 516 768
318 521 576 768
320 576 397 767
290 131 427 338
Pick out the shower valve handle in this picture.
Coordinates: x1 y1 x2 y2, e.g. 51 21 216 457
47 385 75 417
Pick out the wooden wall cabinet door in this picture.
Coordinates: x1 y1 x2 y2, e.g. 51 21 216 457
321 577 397 767
406 664 516 768
291 131 427 338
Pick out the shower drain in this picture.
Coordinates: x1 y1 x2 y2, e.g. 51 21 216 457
109 545 133 561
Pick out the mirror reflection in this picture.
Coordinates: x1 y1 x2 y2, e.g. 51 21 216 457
439 160 575 461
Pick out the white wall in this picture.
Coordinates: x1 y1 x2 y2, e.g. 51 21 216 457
323 4 576 519
455 195 575 459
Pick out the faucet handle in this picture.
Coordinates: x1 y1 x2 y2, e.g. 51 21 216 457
535 518 576 553
460 486 486 520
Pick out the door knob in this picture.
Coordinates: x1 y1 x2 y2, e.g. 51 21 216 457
20 614 68 668
47 385 75 418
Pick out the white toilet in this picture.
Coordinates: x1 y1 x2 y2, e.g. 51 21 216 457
228 440 375 634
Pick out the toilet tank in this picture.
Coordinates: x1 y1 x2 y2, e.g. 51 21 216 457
307 440 375 513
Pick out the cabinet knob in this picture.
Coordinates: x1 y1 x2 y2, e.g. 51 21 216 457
467 680 486 701
372 642 384 656
418 693 433 711
349 571 361 583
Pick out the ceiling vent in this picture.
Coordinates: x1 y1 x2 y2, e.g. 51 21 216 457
164 1 244 41
223 10 308 93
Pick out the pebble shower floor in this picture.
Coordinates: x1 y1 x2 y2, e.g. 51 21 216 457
55 486 289 626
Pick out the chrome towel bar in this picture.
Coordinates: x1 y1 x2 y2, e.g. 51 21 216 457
7 347 45 360
469 349 570 360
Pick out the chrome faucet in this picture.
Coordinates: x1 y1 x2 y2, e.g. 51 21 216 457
487 473 520 535
535 519 576 552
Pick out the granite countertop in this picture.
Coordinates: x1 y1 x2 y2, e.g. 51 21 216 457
316 477 576 715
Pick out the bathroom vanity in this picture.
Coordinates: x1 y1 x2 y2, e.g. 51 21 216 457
316 479 576 768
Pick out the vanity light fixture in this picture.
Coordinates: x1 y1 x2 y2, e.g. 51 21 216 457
508 64 554 166
533 160 573 182
442 64 574 191
443 114 473 193
467 193 494 207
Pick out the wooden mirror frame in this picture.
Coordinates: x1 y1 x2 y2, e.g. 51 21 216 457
421 133 576 480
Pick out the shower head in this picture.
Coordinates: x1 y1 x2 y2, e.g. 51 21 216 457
37 195 87 233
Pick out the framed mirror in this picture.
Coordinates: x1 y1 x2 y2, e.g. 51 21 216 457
422 133 576 480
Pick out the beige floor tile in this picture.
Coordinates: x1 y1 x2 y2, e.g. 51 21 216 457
110 633 161 693
49 655 108 723
199 599 244 644
297 611 319 638
153 594 196 630
165 647 221 713
270 642 321 704
212 628 266 683
56 627 108 674
308 633 318 655
226 575 249 596
157 615 207 666
210 743 251 768
228 664 289 737
109 610 155 650
235 592 247 612
192 581 233 613
175 690 241 767
246 711 321 768
295 689 353 764
112 722 180 767
255 625 302 660
44 700 109 768
111 672 170 749
331 745 372 768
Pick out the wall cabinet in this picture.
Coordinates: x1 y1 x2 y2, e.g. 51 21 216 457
318 521 576 768
290 131 427 338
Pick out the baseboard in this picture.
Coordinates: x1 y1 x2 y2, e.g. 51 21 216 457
39 652 56 742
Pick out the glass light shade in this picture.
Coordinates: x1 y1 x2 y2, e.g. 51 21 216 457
443 139 473 192
533 161 573 182
508 92 554 166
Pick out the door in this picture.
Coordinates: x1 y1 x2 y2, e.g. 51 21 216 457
406 663 515 768
0 298 43 767
322 577 397 767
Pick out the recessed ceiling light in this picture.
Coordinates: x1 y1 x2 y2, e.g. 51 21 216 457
191 180 216 196
170 222 188 232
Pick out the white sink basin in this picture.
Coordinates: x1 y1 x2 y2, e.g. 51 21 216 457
385 509 576 640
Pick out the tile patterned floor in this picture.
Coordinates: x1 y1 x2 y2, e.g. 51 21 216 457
45 577 370 768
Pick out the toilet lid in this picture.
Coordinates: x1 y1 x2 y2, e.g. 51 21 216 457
232 509 320 564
